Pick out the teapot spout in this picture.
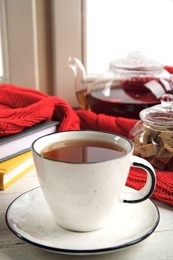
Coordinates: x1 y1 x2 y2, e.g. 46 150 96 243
68 56 89 109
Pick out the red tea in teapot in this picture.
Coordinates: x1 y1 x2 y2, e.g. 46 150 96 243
78 77 173 119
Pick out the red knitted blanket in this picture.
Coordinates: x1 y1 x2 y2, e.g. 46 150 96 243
0 84 173 207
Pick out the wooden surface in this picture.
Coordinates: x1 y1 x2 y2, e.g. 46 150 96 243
0 168 173 260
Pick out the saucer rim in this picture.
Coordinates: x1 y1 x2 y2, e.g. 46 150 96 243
5 186 160 256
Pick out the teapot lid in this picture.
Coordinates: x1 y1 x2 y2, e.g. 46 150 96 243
140 94 173 128
110 51 163 71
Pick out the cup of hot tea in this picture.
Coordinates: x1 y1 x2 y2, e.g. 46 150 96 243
32 130 156 232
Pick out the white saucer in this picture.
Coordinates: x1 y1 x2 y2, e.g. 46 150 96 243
6 187 159 256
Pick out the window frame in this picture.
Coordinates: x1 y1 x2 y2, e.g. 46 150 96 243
0 0 9 82
1 0 84 106
0 0 52 94
51 0 83 107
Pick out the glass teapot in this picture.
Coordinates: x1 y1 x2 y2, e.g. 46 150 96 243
69 52 173 119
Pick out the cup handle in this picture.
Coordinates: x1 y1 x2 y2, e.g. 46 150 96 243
123 155 156 203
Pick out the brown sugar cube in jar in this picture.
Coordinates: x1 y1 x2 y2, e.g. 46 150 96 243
158 138 173 148
168 157 173 171
140 143 159 158
150 157 166 170
157 132 173 140
156 143 173 164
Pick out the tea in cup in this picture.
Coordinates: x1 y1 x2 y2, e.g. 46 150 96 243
32 130 156 232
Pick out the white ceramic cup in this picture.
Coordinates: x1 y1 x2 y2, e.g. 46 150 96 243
32 130 156 232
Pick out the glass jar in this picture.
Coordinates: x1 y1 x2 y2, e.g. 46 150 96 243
129 94 173 171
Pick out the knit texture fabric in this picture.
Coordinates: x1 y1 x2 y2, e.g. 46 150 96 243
0 84 80 135
0 83 173 207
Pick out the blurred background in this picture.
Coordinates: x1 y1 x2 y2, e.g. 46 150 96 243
0 0 172 107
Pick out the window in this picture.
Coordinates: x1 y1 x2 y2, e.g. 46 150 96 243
85 0 173 74
1 0 173 108
52 0 173 107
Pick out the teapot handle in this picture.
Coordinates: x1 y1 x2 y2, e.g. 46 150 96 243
68 56 90 110
68 56 87 92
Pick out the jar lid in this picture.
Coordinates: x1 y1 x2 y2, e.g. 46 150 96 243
110 51 163 71
140 94 173 129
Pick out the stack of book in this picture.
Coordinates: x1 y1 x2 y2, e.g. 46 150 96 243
0 120 59 189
